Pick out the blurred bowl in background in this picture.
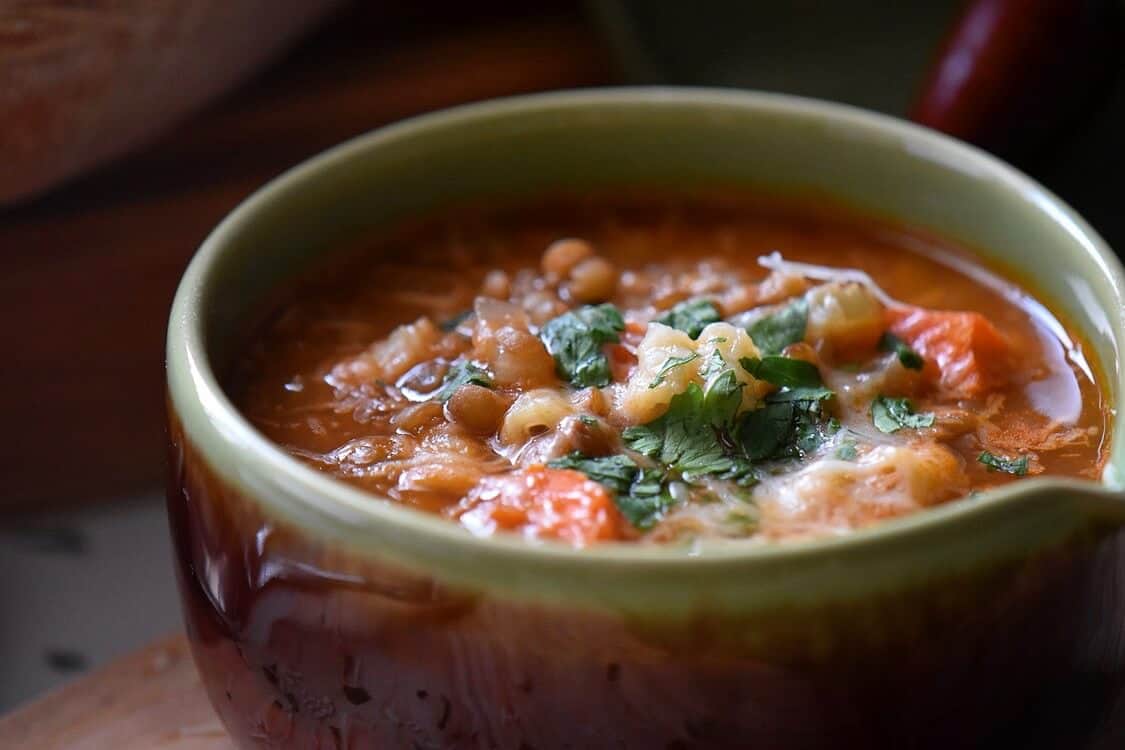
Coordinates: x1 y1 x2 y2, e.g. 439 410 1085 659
0 0 342 205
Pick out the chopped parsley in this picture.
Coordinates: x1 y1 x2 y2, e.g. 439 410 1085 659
623 377 757 486
978 451 1030 476
836 438 858 461
654 299 721 338
739 355 823 389
433 361 492 402
649 352 701 388
540 304 625 388
870 395 934 433
698 348 729 381
737 386 836 461
879 332 924 370
627 347 838 479
549 452 673 528
747 298 808 355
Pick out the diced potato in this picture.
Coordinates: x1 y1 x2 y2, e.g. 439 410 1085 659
472 298 556 387
617 323 701 424
756 271 811 306
368 317 441 381
804 282 885 357
758 442 968 537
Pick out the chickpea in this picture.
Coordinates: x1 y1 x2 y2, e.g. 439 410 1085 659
567 256 617 303
480 269 511 299
559 415 614 456
491 326 557 387
618 270 652 297
444 384 509 435
541 238 594 278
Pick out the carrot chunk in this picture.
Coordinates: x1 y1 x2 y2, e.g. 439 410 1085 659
605 343 638 382
888 307 1011 398
454 466 623 546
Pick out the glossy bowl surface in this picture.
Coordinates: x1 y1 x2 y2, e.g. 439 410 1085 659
167 88 1125 748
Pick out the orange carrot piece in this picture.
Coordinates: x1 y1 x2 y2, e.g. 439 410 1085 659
605 343 638 382
888 307 1011 398
454 466 623 547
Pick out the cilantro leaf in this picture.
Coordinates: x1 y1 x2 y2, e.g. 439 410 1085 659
654 299 721 338
747 298 808 355
836 439 858 461
540 304 625 388
739 355 823 388
433 361 492 402
614 469 674 529
737 387 835 461
697 348 729 381
549 453 638 494
879 332 924 370
870 395 935 433
623 381 757 486
978 451 1030 476
700 369 745 429
764 385 834 402
548 452 674 529
649 352 700 388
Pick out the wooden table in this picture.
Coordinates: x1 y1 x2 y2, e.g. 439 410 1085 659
0 635 230 749
0 1 613 513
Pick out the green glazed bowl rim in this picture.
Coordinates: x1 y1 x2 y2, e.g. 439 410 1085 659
167 87 1125 604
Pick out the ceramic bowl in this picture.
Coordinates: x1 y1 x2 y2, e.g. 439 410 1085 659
166 88 1125 749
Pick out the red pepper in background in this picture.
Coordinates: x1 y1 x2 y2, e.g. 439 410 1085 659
912 0 1121 161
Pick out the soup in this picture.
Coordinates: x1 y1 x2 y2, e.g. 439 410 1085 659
232 192 1110 546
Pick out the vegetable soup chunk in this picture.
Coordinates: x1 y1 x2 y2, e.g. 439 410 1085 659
232 192 1110 545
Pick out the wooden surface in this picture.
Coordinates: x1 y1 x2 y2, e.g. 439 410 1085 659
0 634 232 749
0 2 612 513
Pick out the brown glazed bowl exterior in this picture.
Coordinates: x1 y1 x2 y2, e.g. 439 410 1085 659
166 89 1125 748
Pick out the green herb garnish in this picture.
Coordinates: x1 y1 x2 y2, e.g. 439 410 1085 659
740 355 823 389
879 332 924 370
836 439 858 461
623 379 757 485
549 452 674 528
978 451 1030 476
540 303 625 388
654 299 721 339
747 298 808 355
870 395 935 433
433 361 492 402
649 352 701 389
549 453 638 495
737 386 836 461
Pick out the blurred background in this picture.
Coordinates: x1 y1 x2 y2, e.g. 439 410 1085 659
1 0 1122 719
